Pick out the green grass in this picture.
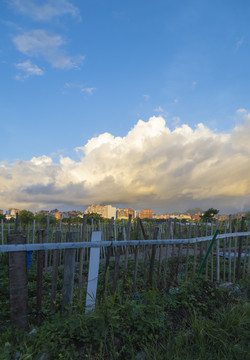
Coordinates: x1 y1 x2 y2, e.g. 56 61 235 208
0 270 249 360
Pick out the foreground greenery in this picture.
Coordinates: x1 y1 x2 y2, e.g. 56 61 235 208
0 275 249 360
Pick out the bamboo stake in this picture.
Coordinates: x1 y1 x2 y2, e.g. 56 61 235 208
216 220 220 282
185 222 191 281
148 227 159 287
123 214 132 278
228 215 232 282
211 222 214 281
157 233 164 287
133 217 140 290
236 217 245 281
193 222 198 274
37 230 45 325
242 221 250 279
233 225 238 283
8 233 29 330
78 215 87 301
223 220 227 281
205 222 209 279
112 231 122 293
163 219 171 287
103 217 114 297
44 215 50 270
51 230 61 310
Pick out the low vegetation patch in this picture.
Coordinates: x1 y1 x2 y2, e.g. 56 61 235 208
0 273 249 360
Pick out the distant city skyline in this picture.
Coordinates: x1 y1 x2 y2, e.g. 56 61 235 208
0 1 250 213
0 205 247 218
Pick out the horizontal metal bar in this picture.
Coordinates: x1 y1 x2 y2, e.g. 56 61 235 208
0 232 249 253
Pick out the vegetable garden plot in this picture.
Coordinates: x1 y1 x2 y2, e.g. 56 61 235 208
0 218 249 330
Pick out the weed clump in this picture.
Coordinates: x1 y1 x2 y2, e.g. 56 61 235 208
0 276 249 359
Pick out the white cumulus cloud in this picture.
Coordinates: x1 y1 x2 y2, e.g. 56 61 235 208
15 59 44 79
13 29 85 69
0 115 249 212
9 0 81 21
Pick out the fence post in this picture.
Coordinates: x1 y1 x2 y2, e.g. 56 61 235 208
51 230 61 310
62 231 76 310
1 219 3 245
123 214 132 278
236 217 245 281
8 233 28 329
133 217 140 290
103 218 114 297
228 215 232 281
112 231 122 293
198 230 219 276
44 215 50 270
37 229 45 325
148 227 159 287
78 214 88 300
32 219 36 243
85 231 101 313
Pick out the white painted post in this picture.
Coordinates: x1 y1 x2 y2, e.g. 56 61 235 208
85 231 101 313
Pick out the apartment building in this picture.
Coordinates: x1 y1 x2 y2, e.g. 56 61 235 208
139 209 153 219
86 204 117 219
117 208 135 219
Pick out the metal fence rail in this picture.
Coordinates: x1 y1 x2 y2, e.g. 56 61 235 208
1 231 250 252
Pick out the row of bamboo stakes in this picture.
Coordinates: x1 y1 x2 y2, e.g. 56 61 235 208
3 215 250 330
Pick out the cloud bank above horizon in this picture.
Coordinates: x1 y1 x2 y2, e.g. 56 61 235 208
0 113 250 213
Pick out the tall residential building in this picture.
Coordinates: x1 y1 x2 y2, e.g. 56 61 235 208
86 205 106 217
105 205 117 219
86 204 117 219
117 208 135 219
54 212 61 220
117 209 127 219
8 208 20 217
139 209 153 219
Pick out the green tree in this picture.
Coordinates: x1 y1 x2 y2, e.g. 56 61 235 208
34 213 58 227
200 208 219 222
34 213 47 225
86 212 104 224
0 213 6 221
245 211 250 221
49 215 57 225
18 210 34 224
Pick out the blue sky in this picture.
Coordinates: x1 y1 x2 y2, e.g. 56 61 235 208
0 0 250 213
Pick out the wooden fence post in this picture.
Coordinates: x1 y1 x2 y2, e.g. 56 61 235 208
78 214 87 301
37 229 45 325
228 215 232 282
133 217 140 290
51 231 61 310
32 219 36 244
103 218 114 297
112 231 122 293
1 219 3 245
123 214 132 278
8 233 28 329
62 232 76 311
148 227 159 287
236 217 245 281
44 215 50 270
